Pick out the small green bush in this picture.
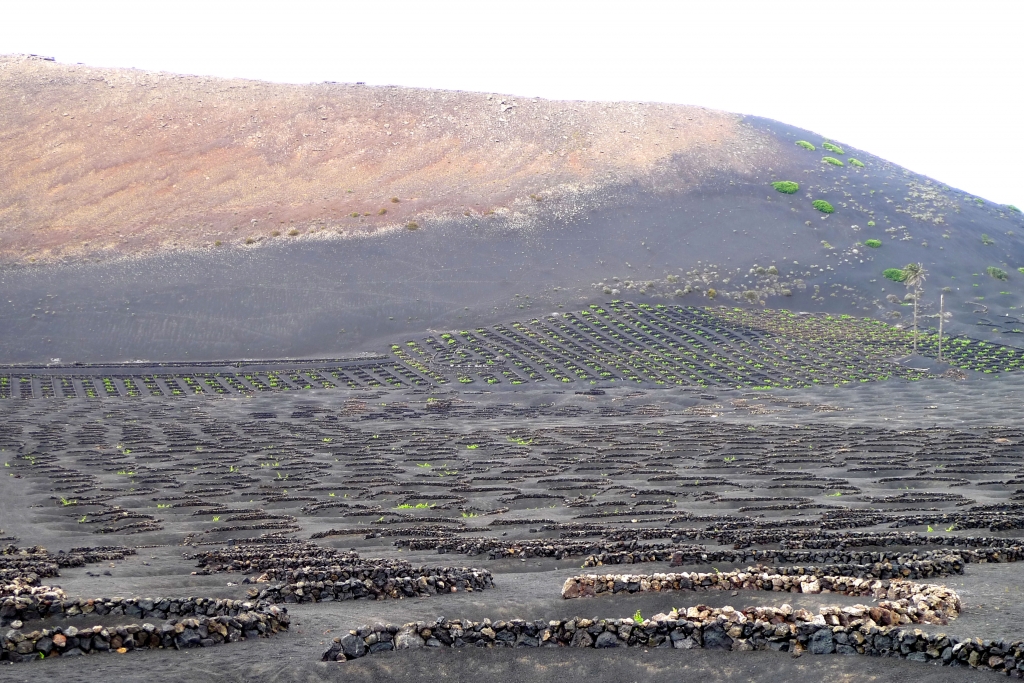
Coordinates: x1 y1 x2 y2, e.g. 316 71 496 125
987 266 1008 280
772 181 800 194
1009 205 1021 213
822 142 845 155
884 268 907 282
795 140 816 151
849 159 865 167
406 222 420 230
812 199 835 213
867 220 876 226
864 239 882 248
822 157 844 167
982 233 994 245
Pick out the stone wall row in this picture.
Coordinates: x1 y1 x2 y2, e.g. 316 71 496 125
321 614 1023 675
1 607 288 663
1 586 277 629
560 569 961 626
249 569 493 604
394 536 995 578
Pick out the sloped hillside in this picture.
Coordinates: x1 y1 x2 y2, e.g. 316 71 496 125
0 54 770 262
1 55 1023 363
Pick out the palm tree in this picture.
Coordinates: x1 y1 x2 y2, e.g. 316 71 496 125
903 263 927 355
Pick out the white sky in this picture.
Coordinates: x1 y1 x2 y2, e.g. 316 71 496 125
3 0 1022 206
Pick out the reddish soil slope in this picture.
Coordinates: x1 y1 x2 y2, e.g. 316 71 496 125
0 54 777 262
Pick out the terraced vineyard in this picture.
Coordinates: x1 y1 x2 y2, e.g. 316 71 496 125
6 317 1024 677
7 396 1024 557
4 304 1016 400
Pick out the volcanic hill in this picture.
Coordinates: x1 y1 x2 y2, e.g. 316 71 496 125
2 53 1023 362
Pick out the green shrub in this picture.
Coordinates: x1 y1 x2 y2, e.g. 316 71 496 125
772 181 800 194
867 220 876 226
822 142 845 155
822 157 844 167
406 222 420 230
795 140 815 151
1009 205 1021 213
987 266 1009 280
884 268 907 282
982 233 994 245
812 199 835 213
864 239 882 248
1018 267 1024 275
849 158 865 167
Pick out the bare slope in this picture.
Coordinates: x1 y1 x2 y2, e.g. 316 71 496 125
2 56 1024 363
0 54 771 263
